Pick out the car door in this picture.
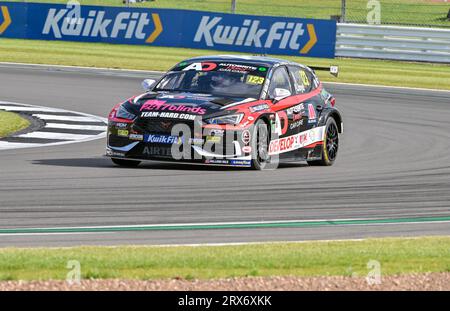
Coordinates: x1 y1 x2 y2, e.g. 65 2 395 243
266 66 302 159
287 65 324 132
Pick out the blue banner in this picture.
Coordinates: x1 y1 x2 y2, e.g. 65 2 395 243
0 2 336 58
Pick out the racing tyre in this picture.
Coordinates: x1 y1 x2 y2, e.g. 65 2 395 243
111 158 141 167
307 117 339 166
251 119 271 170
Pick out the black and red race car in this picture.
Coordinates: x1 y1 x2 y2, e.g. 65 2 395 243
106 55 343 170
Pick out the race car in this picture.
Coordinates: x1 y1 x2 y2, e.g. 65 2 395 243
106 55 343 170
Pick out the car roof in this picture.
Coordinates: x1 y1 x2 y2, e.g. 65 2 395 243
181 54 300 68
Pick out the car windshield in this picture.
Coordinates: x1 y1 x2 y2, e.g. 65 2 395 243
154 62 269 98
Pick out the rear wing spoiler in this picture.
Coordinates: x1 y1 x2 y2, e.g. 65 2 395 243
309 65 339 77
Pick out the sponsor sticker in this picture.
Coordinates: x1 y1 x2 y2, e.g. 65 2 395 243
143 146 172 156
129 134 144 141
106 149 126 157
141 100 207 115
230 160 252 166
289 119 303 130
293 113 302 121
268 126 325 155
308 103 316 121
145 134 181 144
114 122 129 129
205 159 229 165
210 129 225 136
242 146 252 153
249 103 269 113
219 63 257 73
287 103 304 115
241 130 251 144
117 129 129 137
206 136 221 143
189 138 204 144
140 111 197 120
182 62 218 71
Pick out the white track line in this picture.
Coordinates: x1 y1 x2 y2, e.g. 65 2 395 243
0 106 61 112
0 217 430 231
0 61 163 76
1 219 449 238
17 131 99 141
0 142 42 150
45 123 107 131
32 114 103 122
0 101 108 151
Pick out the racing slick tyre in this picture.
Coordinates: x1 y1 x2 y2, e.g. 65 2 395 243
307 117 339 166
251 119 271 170
111 158 141 167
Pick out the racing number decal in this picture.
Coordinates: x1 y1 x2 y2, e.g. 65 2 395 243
246 75 265 85
300 70 310 87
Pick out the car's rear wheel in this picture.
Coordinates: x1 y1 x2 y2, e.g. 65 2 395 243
111 158 141 167
307 117 339 166
251 119 271 170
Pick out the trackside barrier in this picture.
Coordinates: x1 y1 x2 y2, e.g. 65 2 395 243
0 1 337 58
336 23 450 63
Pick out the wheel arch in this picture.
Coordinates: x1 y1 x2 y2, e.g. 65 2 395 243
255 113 274 138
318 108 343 134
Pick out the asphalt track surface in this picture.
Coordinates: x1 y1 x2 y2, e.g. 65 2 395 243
0 63 449 247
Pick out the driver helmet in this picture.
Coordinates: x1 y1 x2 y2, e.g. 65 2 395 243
210 72 240 89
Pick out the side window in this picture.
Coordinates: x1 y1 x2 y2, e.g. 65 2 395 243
306 69 320 90
157 71 187 90
268 67 292 98
288 66 313 94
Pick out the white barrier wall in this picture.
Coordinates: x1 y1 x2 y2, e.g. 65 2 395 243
336 23 450 63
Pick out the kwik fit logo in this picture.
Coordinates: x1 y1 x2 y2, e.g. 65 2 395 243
194 16 317 54
42 3 162 42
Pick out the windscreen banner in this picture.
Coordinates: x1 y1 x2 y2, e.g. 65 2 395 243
0 1 337 58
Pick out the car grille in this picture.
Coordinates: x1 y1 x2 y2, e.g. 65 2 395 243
108 134 131 148
133 118 197 135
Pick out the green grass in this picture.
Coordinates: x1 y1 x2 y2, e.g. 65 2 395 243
1 38 450 90
0 111 30 138
0 237 449 281
6 0 450 27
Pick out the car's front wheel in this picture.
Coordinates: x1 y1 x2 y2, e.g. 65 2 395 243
251 119 271 170
307 117 339 166
111 158 141 167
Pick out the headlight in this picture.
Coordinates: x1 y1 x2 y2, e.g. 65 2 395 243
203 114 244 125
116 105 136 120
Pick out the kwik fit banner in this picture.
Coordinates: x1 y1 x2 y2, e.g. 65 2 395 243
0 2 337 58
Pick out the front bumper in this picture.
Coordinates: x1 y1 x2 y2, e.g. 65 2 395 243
106 120 253 167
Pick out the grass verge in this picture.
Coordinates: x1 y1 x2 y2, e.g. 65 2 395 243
0 111 30 138
0 237 449 281
1 38 450 90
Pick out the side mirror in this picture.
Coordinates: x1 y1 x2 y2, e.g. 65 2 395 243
142 79 156 92
273 88 291 101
